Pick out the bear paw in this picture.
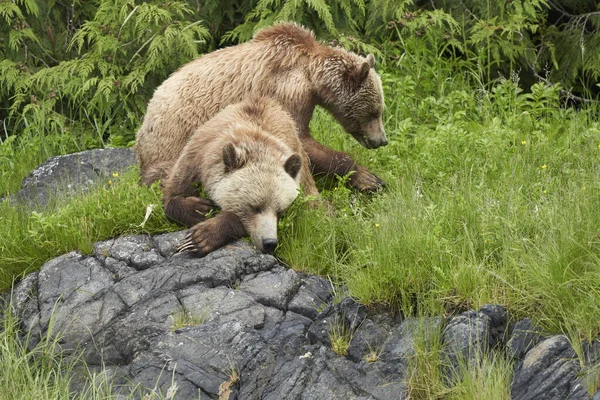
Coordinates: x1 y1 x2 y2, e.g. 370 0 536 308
176 211 246 256
350 167 386 192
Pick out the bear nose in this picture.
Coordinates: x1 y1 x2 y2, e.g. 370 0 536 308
379 137 388 146
262 238 278 254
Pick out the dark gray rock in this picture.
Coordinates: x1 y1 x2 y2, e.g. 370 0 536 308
479 303 508 346
306 304 337 346
338 296 368 331
153 230 189 258
8 272 39 317
178 285 266 329
95 235 164 271
36 252 117 347
239 267 301 310
2 272 40 338
306 297 368 347
511 335 589 400
13 231 414 399
583 339 600 365
287 275 332 319
507 318 543 360
9 148 136 208
383 316 444 365
443 310 492 374
348 317 390 362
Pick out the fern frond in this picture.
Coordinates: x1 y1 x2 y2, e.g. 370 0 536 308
15 0 39 18
0 60 21 94
0 2 23 25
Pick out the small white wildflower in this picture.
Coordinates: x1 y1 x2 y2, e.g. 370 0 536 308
166 382 178 399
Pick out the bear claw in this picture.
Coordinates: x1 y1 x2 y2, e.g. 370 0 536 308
176 233 200 254
351 169 386 193
175 211 246 257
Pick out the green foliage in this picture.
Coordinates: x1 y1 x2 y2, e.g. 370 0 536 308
224 0 365 41
0 0 209 148
430 0 600 94
1 302 75 399
406 330 514 399
328 315 354 357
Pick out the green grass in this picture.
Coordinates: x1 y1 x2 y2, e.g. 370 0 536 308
399 319 514 399
170 306 207 332
0 167 178 290
277 81 600 340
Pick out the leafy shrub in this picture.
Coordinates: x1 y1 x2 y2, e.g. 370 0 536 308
0 0 209 147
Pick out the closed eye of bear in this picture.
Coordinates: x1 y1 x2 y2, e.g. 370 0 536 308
135 22 387 194
161 96 317 255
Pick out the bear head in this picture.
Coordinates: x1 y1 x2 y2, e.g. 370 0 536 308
210 139 302 254
314 53 387 149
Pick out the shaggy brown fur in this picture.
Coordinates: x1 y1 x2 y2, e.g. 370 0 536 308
135 22 387 193
162 96 315 255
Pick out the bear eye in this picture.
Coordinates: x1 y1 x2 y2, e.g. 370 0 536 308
251 205 263 214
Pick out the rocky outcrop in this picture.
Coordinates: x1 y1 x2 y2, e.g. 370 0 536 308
7 231 597 399
510 335 589 399
11 233 406 399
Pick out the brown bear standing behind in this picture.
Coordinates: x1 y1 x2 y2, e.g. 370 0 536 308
136 22 387 193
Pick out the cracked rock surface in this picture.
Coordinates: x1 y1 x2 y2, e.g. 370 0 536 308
11 233 408 399
8 231 596 399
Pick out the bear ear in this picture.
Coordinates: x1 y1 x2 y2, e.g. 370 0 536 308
223 143 246 173
366 53 375 68
283 154 302 179
357 58 371 84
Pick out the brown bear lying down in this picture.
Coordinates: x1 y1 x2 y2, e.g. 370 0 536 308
161 96 316 255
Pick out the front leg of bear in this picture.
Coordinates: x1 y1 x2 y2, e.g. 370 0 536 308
164 196 217 227
161 155 219 227
301 136 385 192
177 211 246 256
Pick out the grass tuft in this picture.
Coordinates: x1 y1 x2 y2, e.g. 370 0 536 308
328 315 354 357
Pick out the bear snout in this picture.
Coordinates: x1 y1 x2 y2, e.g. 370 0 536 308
363 134 388 149
357 119 387 149
261 238 278 254
373 136 388 148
